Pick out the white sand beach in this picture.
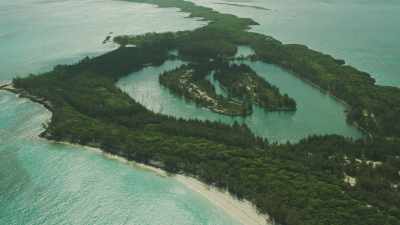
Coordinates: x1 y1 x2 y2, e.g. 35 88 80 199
174 175 271 225
66 142 272 225
103 150 271 225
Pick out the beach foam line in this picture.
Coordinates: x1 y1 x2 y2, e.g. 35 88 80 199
174 175 271 225
0 81 12 89
54 141 271 225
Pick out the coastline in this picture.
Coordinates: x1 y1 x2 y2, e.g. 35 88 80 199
215 3 270 11
174 175 271 225
57 140 272 225
0 87 271 225
0 83 53 111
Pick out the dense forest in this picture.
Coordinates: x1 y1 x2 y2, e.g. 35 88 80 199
10 0 400 225
213 63 297 111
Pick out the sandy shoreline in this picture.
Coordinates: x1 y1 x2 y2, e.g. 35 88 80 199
174 175 271 225
1 82 272 224
52 140 271 225
0 81 12 89
115 156 271 225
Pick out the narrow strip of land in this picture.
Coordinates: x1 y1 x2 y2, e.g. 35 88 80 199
215 2 270 11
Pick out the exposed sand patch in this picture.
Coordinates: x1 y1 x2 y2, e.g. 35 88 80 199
344 173 357 187
174 175 271 225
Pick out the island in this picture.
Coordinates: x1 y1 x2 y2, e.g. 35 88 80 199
160 63 252 116
213 63 296 111
215 2 270 11
159 62 295 116
4 0 400 225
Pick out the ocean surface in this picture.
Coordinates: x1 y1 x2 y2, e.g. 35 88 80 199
1 0 399 224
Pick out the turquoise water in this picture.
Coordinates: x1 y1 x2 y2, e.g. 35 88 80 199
189 0 400 87
0 1 241 225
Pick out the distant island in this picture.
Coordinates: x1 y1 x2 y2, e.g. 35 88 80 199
4 0 400 225
215 2 270 11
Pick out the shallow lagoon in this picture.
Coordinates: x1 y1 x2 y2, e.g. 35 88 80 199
117 49 362 142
